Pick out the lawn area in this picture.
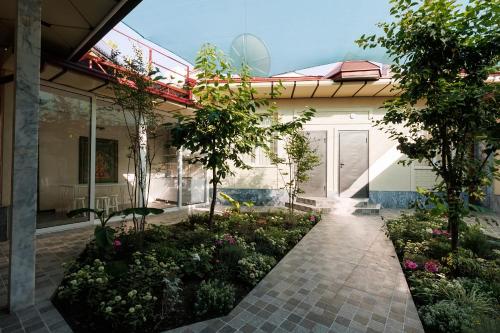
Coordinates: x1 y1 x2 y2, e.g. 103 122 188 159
384 212 500 333
53 209 321 332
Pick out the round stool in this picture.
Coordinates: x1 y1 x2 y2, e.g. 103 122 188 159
95 196 110 216
108 194 120 212
73 197 86 210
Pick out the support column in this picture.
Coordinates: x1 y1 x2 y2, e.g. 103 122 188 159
177 148 183 207
9 0 42 311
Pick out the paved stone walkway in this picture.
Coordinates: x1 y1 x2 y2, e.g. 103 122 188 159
167 213 424 333
0 209 424 333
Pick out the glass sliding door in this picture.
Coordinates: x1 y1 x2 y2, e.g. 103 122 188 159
182 150 207 206
38 87 91 228
148 122 179 208
94 100 137 216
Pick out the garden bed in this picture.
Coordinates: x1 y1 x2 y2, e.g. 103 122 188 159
384 212 500 333
53 210 321 332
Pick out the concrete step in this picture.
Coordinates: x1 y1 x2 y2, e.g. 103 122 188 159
296 196 336 207
353 202 381 215
285 202 332 214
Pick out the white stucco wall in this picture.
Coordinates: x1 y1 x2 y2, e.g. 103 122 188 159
221 96 421 197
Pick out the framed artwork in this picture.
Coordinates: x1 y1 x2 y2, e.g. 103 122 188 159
79 137 118 183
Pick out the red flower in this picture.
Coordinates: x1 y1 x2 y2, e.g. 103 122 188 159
424 260 440 273
403 259 418 270
113 239 122 249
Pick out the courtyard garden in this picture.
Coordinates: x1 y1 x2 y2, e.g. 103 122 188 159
53 209 321 332
384 210 500 333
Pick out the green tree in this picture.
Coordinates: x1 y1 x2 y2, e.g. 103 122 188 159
110 47 164 235
357 0 500 251
269 130 320 214
170 44 313 226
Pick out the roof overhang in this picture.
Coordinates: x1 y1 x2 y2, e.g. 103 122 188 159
0 0 142 62
41 58 194 112
228 77 401 99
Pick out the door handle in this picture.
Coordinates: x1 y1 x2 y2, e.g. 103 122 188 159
340 163 345 168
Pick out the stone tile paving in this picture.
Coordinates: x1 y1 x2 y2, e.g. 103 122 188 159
0 209 190 333
167 213 424 333
1 208 425 333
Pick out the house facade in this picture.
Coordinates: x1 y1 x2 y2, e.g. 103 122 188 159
219 62 500 212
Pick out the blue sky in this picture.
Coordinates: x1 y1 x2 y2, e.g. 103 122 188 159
124 0 393 75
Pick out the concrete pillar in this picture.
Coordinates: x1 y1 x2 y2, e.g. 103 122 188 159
177 148 183 207
9 0 42 311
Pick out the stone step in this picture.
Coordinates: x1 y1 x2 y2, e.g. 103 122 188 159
296 196 336 207
353 202 381 215
286 202 332 214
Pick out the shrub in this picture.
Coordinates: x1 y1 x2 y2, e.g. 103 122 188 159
144 224 172 243
180 244 215 279
187 213 211 227
194 279 235 318
420 300 473 333
445 249 500 282
461 224 491 258
57 259 110 306
409 272 498 333
385 213 444 254
254 227 289 256
238 253 276 286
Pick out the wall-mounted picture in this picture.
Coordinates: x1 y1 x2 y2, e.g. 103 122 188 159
79 137 118 183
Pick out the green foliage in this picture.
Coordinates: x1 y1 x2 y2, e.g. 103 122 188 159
412 187 448 217
170 44 315 226
57 259 110 306
357 0 500 251
254 227 289 257
410 273 498 333
68 208 121 251
194 279 236 318
461 224 491 258
387 211 500 333
384 213 445 254
269 129 320 214
219 192 254 213
238 252 276 286
56 210 318 331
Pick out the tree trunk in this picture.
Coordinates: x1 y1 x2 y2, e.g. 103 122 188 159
209 168 217 228
447 188 461 252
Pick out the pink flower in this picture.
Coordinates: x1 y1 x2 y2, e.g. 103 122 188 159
403 259 418 270
309 215 316 222
113 239 122 249
432 229 450 237
424 260 440 273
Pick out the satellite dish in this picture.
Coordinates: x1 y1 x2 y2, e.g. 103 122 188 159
229 33 271 77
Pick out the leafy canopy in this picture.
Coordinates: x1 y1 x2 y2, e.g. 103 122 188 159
357 0 499 250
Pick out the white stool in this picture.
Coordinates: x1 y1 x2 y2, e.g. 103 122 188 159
95 196 110 216
73 197 86 210
108 194 120 212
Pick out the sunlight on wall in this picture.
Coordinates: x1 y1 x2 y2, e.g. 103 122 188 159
342 145 402 196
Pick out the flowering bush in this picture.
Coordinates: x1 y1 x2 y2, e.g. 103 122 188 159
194 279 236 318
424 260 440 273
57 259 109 306
98 290 157 331
404 259 418 270
254 227 288 256
180 244 214 278
386 212 500 333
56 210 319 332
238 253 276 286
